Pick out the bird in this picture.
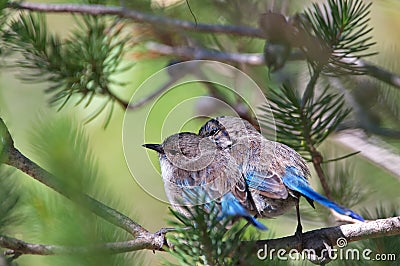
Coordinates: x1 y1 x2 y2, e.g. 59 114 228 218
199 116 364 236
143 132 267 230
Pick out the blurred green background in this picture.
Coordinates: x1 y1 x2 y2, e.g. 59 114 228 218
0 0 399 265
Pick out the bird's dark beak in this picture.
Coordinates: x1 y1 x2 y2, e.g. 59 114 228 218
142 143 164 154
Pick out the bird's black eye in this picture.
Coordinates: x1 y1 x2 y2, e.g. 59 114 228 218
209 127 219 135
199 119 222 137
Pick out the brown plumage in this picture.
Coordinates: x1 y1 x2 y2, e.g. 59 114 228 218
143 132 268 230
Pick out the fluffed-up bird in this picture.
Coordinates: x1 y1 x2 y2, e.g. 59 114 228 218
199 116 364 235
143 132 267 230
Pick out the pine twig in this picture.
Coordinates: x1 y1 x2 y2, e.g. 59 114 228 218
301 68 332 199
145 42 268 66
126 80 172 110
5 146 148 237
0 236 155 255
146 43 400 92
126 67 188 110
0 118 166 251
2 217 399 257
310 148 332 199
253 216 400 252
301 67 321 108
7 1 400 108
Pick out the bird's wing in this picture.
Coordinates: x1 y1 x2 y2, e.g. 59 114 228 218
245 170 288 199
282 166 364 222
220 192 268 230
273 142 311 178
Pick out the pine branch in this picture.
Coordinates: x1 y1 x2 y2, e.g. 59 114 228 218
146 43 400 92
0 118 166 251
1 118 399 260
334 129 400 179
303 0 376 75
0 236 154 255
301 69 332 199
5 147 147 236
7 1 263 38
252 216 400 257
6 1 400 111
4 12 129 125
1 217 399 259
145 42 268 66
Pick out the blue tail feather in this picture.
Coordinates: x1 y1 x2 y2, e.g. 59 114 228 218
220 193 268 230
282 166 364 222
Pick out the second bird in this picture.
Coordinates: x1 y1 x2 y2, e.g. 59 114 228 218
199 116 364 235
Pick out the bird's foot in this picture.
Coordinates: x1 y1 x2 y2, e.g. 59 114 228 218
294 223 304 250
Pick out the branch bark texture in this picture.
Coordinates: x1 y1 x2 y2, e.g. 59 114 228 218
1 217 399 256
255 216 400 251
7 1 400 95
8 2 264 37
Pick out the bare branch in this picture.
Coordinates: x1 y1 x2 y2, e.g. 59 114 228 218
354 59 400 89
0 118 166 248
7 1 263 38
146 43 400 92
0 235 159 255
300 68 333 199
1 119 399 258
254 216 400 251
1 117 170 251
145 42 266 66
8 1 400 109
126 60 260 126
333 129 400 179
5 146 150 237
1 217 399 257
127 68 186 110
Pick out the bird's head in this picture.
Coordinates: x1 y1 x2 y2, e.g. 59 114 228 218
198 117 233 149
143 132 217 171
199 116 261 149
142 143 164 154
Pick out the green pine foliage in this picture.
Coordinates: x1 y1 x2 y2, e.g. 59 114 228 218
0 168 21 235
259 0 375 159
4 12 129 125
302 0 376 75
166 200 255 266
163 0 394 264
0 0 8 56
17 117 140 266
260 85 351 159
322 161 366 209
